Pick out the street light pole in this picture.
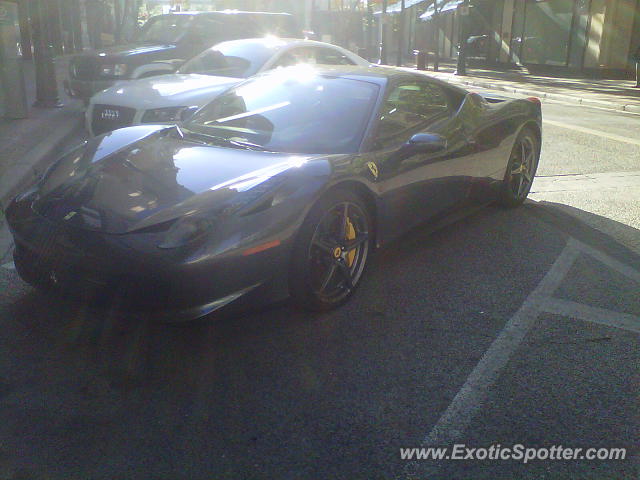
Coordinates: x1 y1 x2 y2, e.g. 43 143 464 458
432 0 440 72
367 0 374 60
29 0 63 107
396 0 405 66
455 0 469 76
379 0 387 64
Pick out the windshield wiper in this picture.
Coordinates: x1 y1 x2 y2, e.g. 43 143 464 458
181 130 271 152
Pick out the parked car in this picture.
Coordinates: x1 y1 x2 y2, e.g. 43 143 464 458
86 37 369 136
6 65 542 319
64 11 302 102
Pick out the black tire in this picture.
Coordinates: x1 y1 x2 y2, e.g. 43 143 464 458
497 126 540 208
13 245 56 292
289 188 373 311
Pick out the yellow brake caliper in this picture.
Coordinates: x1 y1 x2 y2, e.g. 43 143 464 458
346 217 357 267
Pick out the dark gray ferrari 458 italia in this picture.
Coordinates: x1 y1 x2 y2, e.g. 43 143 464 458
5 65 542 320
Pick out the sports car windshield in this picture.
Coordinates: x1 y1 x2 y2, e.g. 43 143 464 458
177 43 274 78
184 69 379 154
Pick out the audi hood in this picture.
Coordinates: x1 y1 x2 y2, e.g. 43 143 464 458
91 74 242 111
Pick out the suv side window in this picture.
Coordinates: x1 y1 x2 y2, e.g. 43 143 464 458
190 17 231 45
313 47 356 65
376 80 450 149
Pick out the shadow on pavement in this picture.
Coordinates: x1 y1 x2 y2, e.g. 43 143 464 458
0 201 638 479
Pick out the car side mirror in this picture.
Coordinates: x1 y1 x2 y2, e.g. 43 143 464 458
407 133 447 153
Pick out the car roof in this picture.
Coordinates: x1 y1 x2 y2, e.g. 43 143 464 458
261 64 444 83
163 10 293 17
212 37 354 52
252 64 471 96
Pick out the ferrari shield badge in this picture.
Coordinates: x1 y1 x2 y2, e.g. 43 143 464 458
366 161 379 180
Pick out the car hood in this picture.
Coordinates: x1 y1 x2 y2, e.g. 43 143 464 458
91 74 242 110
33 125 321 234
89 43 177 61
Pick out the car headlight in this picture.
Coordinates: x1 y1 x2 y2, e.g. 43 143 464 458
157 216 215 249
155 176 288 249
100 64 128 77
141 106 197 123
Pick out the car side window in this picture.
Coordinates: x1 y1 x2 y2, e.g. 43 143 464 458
376 81 450 149
313 47 356 65
190 17 228 45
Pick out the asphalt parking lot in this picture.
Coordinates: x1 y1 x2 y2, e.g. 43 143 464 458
1 90 640 479
1 197 638 479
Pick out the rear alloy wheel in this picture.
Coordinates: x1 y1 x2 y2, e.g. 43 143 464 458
498 127 540 207
290 189 372 311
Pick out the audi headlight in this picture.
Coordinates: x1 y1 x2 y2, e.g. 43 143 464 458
142 106 197 123
100 64 128 77
157 216 215 249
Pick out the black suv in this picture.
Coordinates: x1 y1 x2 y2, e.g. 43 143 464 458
65 11 301 102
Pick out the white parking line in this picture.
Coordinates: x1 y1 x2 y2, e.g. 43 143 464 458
405 237 640 478
542 119 640 147
419 242 579 447
570 237 640 283
541 298 640 334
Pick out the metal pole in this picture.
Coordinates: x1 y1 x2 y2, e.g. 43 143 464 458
379 0 387 64
433 1 439 71
0 0 29 118
455 1 468 76
17 0 32 60
635 61 640 88
30 0 63 107
114 0 122 43
396 0 405 66
71 0 83 52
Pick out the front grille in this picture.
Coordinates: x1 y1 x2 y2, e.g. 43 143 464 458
71 57 98 80
91 104 137 135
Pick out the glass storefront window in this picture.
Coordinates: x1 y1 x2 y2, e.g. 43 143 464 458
521 0 574 65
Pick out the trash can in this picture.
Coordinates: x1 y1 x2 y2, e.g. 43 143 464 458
414 50 427 70
0 1 28 118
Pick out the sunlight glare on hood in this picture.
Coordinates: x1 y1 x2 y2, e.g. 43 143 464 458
209 156 309 193
151 75 221 97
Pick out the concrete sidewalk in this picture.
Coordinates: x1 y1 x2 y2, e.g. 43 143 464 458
0 56 85 263
406 60 640 113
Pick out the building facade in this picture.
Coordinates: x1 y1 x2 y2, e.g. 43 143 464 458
418 0 640 76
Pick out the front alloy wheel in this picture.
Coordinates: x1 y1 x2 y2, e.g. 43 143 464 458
498 127 540 207
290 189 372 311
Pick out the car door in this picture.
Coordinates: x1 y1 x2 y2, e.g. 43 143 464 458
369 78 477 239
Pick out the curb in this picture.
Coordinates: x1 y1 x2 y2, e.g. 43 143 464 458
423 71 640 114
